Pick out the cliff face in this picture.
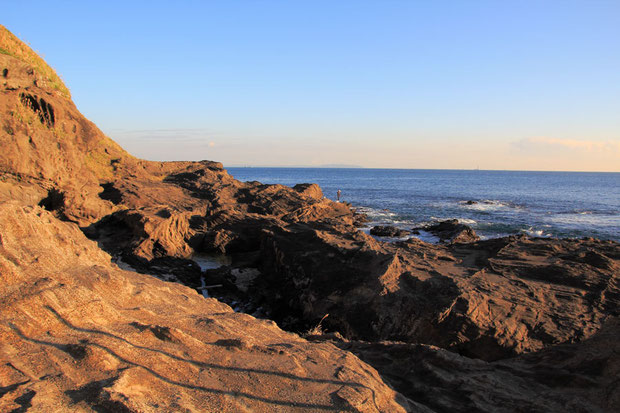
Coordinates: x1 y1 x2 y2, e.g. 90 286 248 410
0 31 142 228
0 26 409 412
0 25 356 264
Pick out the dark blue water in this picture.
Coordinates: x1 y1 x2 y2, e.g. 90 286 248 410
227 168 620 241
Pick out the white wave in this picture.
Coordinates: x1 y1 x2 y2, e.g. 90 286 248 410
412 230 441 244
458 199 522 212
355 206 397 219
429 216 478 226
433 217 478 225
520 227 551 238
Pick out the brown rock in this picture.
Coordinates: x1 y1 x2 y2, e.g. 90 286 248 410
316 317 619 412
422 219 480 243
0 202 408 412
254 224 620 361
3 24 619 412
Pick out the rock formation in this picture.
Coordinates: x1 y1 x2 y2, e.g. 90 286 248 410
418 219 480 244
253 224 619 361
1 25 619 412
369 226 411 238
311 317 620 412
0 202 407 412
0 25 407 412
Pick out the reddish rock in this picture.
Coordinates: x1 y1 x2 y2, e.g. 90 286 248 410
0 202 408 412
2 24 619 413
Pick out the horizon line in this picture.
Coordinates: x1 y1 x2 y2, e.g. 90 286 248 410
222 165 620 174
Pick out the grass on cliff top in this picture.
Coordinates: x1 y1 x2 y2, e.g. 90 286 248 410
0 25 71 98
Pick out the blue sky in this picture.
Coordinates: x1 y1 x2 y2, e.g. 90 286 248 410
3 1 620 171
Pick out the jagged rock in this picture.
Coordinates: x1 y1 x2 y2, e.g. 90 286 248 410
421 219 480 243
293 183 324 199
255 224 620 361
370 225 411 237
2 24 620 412
311 317 619 412
0 202 408 412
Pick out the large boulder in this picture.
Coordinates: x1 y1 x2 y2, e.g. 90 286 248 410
422 219 480 243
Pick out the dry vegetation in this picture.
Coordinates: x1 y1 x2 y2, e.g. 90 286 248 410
0 25 70 98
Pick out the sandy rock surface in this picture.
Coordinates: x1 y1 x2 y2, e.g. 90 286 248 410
0 202 408 412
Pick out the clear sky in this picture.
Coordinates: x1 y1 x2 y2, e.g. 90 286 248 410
3 1 620 171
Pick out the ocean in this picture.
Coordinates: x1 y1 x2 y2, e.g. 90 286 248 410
226 168 620 242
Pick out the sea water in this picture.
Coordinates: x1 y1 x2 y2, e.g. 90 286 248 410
227 168 620 242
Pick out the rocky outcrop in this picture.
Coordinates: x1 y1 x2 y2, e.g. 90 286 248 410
2 24 620 412
419 219 480 243
1 24 357 270
370 225 411 238
254 225 619 361
0 202 408 412
311 316 620 412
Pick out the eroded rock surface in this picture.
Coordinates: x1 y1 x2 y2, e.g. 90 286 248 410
419 219 480 244
2 24 619 412
370 226 411 238
254 225 619 361
0 202 408 412
309 317 619 412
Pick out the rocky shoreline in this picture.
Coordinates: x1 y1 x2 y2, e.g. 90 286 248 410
1 26 618 412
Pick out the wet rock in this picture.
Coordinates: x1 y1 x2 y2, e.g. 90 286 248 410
423 219 480 243
370 225 411 237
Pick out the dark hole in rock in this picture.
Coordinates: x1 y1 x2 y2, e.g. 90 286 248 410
19 93 55 126
39 188 65 212
99 183 122 205
156 209 171 218
61 343 88 360
39 97 55 126
2 68 8 78
65 377 134 413
12 389 36 412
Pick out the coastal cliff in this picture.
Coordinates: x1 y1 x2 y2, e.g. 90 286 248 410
1 25 619 412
